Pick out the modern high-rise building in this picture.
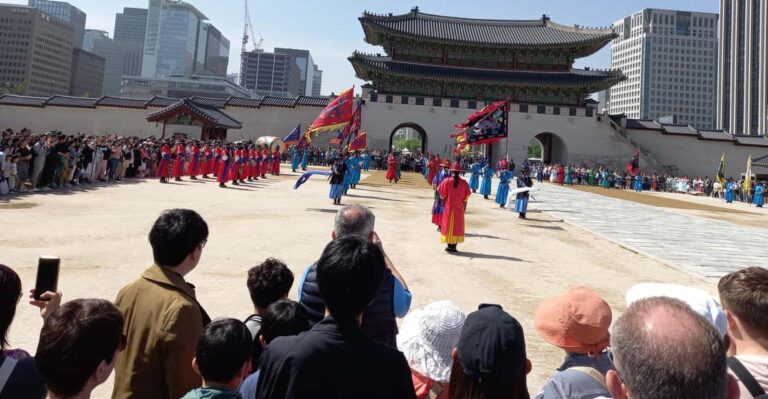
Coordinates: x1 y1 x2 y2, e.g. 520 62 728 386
717 0 768 136
0 4 73 96
69 48 105 96
142 0 228 79
27 0 85 48
609 9 719 130
93 7 149 96
114 7 147 42
312 64 323 96
83 29 108 53
240 50 302 98
275 48 316 96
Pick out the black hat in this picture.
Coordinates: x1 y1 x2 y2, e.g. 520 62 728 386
457 304 526 382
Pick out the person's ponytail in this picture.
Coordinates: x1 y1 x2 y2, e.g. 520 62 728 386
453 172 460 188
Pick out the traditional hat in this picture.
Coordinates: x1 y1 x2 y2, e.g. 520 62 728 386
450 162 462 172
443 159 451 168
397 301 466 382
534 286 612 355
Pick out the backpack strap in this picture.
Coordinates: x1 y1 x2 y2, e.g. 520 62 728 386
728 357 768 398
427 381 444 399
0 355 18 394
568 367 607 388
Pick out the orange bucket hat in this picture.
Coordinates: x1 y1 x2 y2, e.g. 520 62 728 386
534 286 612 356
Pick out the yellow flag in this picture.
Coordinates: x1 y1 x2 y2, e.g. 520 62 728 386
716 153 725 186
745 155 752 194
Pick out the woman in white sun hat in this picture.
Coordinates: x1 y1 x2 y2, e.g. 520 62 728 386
397 301 466 399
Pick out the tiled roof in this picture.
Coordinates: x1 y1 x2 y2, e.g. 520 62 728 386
189 96 228 107
360 9 615 49
226 96 263 108
625 119 662 130
0 95 46 107
698 130 734 141
146 96 179 107
661 124 698 136
296 96 331 107
350 52 625 87
260 96 297 107
733 135 768 147
147 99 242 129
44 95 97 108
96 96 147 109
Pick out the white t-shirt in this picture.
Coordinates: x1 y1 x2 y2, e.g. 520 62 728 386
731 355 768 399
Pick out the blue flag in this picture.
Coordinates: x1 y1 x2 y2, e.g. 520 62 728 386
283 124 301 144
294 170 332 189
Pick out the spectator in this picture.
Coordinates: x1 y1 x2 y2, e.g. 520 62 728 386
256 236 417 398
244 258 294 370
113 209 212 399
181 318 252 399
397 301 465 399
718 267 768 398
605 296 739 399
35 299 125 399
0 264 55 399
298 204 411 347
534 287 613 399
448 304 531 399
239 300 310 399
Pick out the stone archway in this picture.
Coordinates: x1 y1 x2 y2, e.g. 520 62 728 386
389 123 428 154
534 132 568 164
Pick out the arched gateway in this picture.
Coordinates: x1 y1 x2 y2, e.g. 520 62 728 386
533 133 568 164
389 123 427 154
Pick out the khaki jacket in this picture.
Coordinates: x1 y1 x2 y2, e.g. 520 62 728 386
112 265 211 399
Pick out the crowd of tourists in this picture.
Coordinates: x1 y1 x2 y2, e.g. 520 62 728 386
3 205 766 399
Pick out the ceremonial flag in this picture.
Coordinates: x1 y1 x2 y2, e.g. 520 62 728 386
331 99 362 146
455 101 509 145
307 87 354 136
625 150 640 176
293 170 332 189
745 155 753 194
283 124 301 145
716 153 726 186
349 132 367 151
451 130 468 154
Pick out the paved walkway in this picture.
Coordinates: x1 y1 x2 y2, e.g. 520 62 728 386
534 184 768 281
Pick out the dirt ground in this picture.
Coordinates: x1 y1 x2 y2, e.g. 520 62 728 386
1 169 711 397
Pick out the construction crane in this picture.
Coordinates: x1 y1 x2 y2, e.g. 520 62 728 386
242 0 263 53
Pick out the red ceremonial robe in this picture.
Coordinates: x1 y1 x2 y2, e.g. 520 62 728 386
217 148 230 183
385 156 398 181
229 149 243 181
437 177 471 244
426 159 438 184
260 150 269 176
272 150 281 175
187 146 199 176
200 146 211 175
171 145 185 177
158 145 171 178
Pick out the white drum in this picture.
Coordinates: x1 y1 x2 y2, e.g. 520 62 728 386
256 136 286 154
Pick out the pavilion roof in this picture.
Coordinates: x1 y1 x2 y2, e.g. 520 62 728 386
360 8 615 55
698 129 734 142
146 99 242 129
349 52 625 88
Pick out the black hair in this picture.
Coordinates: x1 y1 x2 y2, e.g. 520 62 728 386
0 265 21 350
246 258 294 310
195 318 251 383
260 300 310 344
316 235 385 321
36 299 124 397
454 171 460 188
148 209 209 267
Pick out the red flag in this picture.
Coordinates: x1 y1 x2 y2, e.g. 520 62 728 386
349 132 367 151
626 150 640 176
307 87 354 135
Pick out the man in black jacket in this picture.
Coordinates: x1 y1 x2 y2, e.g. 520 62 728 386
256 236 417 399
297 204 411 348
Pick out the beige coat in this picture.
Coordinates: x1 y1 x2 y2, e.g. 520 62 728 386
112 265 210 399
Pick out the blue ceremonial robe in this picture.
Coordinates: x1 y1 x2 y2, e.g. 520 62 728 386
753 185 765 207
469 163 481 192
495 170 513 206
633 175 643 192
291 148 299 171
479 166 494 197
300 150 308 170
725 181 736 203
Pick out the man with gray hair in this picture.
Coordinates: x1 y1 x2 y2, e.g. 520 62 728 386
298 204 411 347
605 296 739 399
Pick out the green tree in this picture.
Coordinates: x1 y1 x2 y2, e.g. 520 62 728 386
527 142 542 158
392 137 422 152
0 82 24 95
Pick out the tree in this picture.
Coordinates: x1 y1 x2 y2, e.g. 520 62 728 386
0 82 24 95
527 142 542 158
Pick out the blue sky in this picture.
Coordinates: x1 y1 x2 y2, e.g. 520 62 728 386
7 0 720 95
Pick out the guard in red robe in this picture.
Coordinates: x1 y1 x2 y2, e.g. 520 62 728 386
187 142 200 180
426 155 439 184
200 144 212 178
217 146 230 188
271 149 281 175
246 147 256 181
437 162 471 253
171 141 186 181
229 146 245 185
556 164 565 186
385 153 398 183
260 148 269 178
158 143 171 183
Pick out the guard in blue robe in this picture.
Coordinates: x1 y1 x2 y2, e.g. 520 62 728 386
724 179 736 203
495 169 513 208
754 183 765 207
479 164 494 199
515 170 534 219
342 156 355 195
291 147 299 172
633 175 643 192
329 157 346 205
350 154 362 188
431 164 451 228
469 161 481 193
300 148 309 171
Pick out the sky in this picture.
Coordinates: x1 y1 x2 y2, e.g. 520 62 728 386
6 0 720 96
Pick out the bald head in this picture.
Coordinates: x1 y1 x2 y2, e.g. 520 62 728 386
333 205 375 239
611 296 728 399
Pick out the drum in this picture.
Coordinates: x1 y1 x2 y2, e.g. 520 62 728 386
256 136 286 154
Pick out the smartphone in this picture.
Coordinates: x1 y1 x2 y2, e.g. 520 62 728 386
34 256 60 300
